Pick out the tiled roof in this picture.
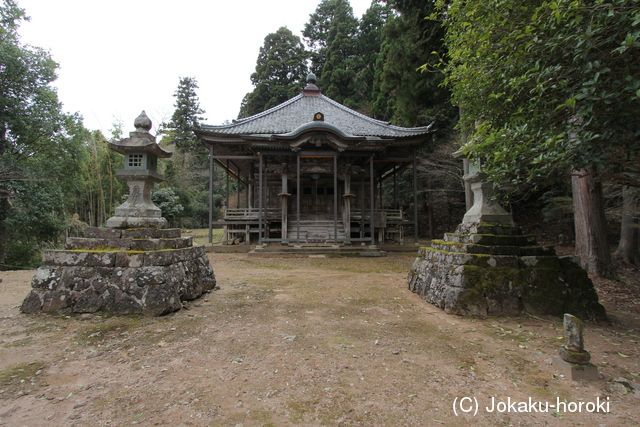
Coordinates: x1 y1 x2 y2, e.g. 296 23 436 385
199 93 432 139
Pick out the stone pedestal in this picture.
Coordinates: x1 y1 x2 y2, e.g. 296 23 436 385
552 356 599 380
105 171 167 229
407 222 606 319
21 112 216 317
462 171 514 224
409 154 606 319
21 227 216 316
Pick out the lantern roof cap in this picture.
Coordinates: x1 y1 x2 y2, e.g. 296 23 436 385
107 111 172 158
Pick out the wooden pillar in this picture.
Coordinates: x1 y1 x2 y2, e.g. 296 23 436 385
226 160 230 209
245 179 249 209
369 155 375 246
236 166 241 209
393 164 398 208
344 172 351 245
360 172 365 241
378 171 383 209
333 154 338 244
281 172 288 242
258 153 263 246
296 154 301 246
208 145 213 244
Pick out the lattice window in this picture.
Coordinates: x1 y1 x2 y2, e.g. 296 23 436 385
128 154 143 167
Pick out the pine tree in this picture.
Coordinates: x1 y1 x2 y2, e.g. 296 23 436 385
166 77 205 153
320 0 360 107
354 0 390 114
372 0 456 131
303 0 340 80
238 27 308 118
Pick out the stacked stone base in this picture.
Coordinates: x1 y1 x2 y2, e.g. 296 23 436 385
408 222 606 319
21 227 216 317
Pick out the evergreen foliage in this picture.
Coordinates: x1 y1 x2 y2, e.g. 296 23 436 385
0 0 88 268
372 0 457 131
317 0 360 107
239 27 309 118
356 1 390 115
436 0 640 188
165 77 206 154
303 0 342 80
151 187 184 227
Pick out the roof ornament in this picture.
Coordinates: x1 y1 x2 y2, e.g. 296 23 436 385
134 110 152 132
302 73 321 96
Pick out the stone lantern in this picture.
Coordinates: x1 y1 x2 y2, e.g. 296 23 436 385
105 111 172 229
406 147 606 320
20 112 217 317
452 150 514 225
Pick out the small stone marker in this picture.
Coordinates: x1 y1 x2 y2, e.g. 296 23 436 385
552 313 599 380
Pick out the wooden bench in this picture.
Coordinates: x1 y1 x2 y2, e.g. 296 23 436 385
350 208 408 243
220 208 282 244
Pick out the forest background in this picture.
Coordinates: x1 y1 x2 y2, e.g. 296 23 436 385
1 0 638 278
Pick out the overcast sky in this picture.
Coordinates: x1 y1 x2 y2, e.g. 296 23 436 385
17 0 374 136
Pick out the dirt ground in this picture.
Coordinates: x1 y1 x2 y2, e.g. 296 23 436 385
0 251 639 427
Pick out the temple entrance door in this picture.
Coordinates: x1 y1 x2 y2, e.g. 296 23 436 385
297 177 335 220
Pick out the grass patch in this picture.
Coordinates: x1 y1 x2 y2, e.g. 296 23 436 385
76 316 147 345
239 259 295 270
0 362 45 387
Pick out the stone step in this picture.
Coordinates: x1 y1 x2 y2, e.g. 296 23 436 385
250 245 386 257
455 223 524 236
85 227 181 239
42 246 207 268
431 240 555 256
66 237 193 251
444 233 537 247
418 247 565 269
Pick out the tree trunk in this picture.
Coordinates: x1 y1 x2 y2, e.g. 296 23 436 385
614 186 640 266
571 169 616 278
0 128 7 268
0 198 7 270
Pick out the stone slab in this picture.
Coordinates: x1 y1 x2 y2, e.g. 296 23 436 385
121 228 181 239
22 251 216 316
105 216 168 229
408 223 606 319
68 236 191 251
85 227 123 239
553 356 599 381
43 250 118 267
66 237 132 251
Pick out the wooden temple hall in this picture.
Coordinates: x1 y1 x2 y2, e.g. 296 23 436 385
195 75 434 248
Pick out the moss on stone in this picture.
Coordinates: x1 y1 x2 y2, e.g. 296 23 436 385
458 265 522 307
520 268 566 315
69 247 120 252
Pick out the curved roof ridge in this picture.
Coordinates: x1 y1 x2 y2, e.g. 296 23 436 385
201 93 305 130
196 91 434 138
318 94 432 132
276 121 363 140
